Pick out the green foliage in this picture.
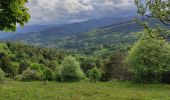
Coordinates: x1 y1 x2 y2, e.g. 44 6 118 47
30 63 45 71
0 42 68 81
126 32 170 83
59 56 85 82
4 42 66 65
60 29 140 55
0 56 17 77
18 61 28 74
0 0 30 31
28 63 55 81
54 66 61 81
43 68 54 81
80 57 96 73
88 67 101 82
0 68 5 80
48 61 58 70
161 71 170 84
135 0 170 24
102 52 129 81
14 75 23 81
21 69 40 81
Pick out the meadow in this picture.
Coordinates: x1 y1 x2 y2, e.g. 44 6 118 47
0 81 170 100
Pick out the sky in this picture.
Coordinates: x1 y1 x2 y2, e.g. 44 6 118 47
27 0 137 25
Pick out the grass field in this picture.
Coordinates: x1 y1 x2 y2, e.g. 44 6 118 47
0 81 170 100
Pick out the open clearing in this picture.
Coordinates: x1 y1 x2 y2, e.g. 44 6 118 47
0 81 170 100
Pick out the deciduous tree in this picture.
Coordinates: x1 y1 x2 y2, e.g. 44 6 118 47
0 0 30 31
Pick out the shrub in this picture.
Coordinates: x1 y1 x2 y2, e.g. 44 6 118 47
101 52 129 81
1 56 17 77
59 56 85 82
14 75 23 81
161 71 170 84
54 66 61 81
18 61 28 74
80 57 96 73
88 67 101 82
21 69 40 81
0 52 5 59
0 69 5 81
30 63 45 71
48 61 58 70
125 32 170 83
43 68 54 81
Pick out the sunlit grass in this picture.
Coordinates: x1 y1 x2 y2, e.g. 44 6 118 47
0 81 170 100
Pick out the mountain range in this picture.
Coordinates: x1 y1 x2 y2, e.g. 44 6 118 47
1 15 169 54
1 16 135 39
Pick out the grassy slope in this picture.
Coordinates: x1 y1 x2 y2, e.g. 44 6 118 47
0 81 170 100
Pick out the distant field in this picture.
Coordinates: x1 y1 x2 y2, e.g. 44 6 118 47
0 81 170 100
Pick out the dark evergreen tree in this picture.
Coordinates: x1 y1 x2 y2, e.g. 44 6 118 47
1 56 17 77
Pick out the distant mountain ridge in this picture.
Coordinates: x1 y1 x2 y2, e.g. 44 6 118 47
40 16 135 36
0 24 60 39
2 16 169 52
3 20 140 54
3 16 136 41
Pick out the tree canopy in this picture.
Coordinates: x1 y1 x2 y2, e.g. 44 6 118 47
125 28 170 83
135 0 170 25
0 0 30 31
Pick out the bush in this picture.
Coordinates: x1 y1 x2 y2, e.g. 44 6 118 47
0 69 5 81
101 52 129 81
80 57 96 73
48 61 58 70
59 56 85 82
54 66 61 81
161 71 170 84
43 68 54 81
30 63 45 71
88 67 101 82
14 75 23 81
1 56 17 77
18 61 28 74
21 69 40 81
125 32 170 83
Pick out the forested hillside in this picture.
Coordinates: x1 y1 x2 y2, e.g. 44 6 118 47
0 42 116 81
1 0 170 99
4 18 170 55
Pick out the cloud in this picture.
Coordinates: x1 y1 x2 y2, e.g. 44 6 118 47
27 0 136 24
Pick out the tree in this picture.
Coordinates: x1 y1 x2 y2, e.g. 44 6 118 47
0 0 30 31
18 61 28 74
28 63 47 81
88 67 102 83
21 69 40 81
125 31 170 83
0 68 5 81
48 61 58 70
80 57 96 73
54 66 61 81
102 52 129 81
29 63 45 71
133 0 170 83
135 0 170 43
43 68 54 81
0 56 17 77
59 56 85 82
135 0 170 25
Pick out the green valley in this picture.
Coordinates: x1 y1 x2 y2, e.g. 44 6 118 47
1 0 170 100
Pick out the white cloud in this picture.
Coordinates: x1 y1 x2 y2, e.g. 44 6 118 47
64 0 94 14
27 0 136 24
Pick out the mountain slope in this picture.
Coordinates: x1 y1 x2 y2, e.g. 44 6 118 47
4 16 135 41
0 24 61 39
3 17 170 55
